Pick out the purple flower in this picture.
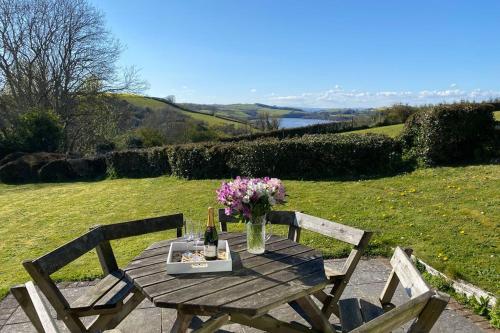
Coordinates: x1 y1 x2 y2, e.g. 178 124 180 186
216 176 286 221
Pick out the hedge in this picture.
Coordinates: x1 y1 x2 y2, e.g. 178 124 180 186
401 103 496 166
105 146 170 178
219 121 369 142
0 152 66 184
168 134 402 179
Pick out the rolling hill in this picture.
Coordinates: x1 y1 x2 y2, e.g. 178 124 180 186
118 94 248 127
178 102 308 121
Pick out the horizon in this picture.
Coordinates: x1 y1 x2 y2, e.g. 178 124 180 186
94 1 500 108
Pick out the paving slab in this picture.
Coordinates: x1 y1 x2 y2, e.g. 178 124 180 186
0 258 491 333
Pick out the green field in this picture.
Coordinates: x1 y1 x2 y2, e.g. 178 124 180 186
0 165 498 298
345 111 499 137
179 103 305 121
346 124 404 137
119 94 247 128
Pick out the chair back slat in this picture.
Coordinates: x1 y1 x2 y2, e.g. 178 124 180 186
34 228 105 275
351 291 433 333
390 247 430 298
101 213 184 240
295 212 365 246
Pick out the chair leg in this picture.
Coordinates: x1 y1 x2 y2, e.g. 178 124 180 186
408 292 450 333
11 284 45 333
293 296 334 333
321 277 344 318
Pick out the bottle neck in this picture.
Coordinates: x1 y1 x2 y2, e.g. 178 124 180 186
207 207 215 227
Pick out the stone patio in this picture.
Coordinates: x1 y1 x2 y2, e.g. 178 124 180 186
0 258 494 332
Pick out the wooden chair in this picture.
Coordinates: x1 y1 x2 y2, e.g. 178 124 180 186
11 214 183 333
338 247 449 332
218 209 372 318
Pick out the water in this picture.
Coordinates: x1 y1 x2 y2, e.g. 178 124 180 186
279 118 332 129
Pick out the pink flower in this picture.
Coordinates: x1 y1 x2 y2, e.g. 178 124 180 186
216 177 286 222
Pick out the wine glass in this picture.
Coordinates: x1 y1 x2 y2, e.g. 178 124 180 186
183 219 195 259
192 221 204 261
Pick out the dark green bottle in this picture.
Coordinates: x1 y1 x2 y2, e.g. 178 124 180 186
204 207 218 260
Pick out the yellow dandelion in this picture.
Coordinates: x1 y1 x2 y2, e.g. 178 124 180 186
460 230 465 234
443 257 448 261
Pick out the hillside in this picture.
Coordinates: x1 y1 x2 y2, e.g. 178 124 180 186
178 102 308 121
114 94 253 141
118 94 247 127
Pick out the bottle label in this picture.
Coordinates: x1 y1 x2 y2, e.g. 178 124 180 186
204 245 217 258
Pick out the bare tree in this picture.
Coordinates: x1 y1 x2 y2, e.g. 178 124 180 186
0 0 147 153
254 111 281 131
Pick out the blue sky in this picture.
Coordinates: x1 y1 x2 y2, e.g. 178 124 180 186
94 0 500 108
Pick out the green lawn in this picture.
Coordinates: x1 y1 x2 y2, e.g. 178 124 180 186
0 165 498 299
494 110 500 120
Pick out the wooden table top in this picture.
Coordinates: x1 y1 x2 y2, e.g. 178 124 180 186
123 232 328 317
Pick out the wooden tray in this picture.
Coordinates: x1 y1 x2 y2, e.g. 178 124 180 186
166 240 232 274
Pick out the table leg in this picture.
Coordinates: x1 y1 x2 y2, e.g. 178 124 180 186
170 310 194 333
291 295 334 333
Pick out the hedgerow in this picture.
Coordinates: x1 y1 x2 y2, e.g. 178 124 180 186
219 121 369 142
167 133 401 180
400 103 496 166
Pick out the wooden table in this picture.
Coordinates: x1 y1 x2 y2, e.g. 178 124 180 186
123 232 332 333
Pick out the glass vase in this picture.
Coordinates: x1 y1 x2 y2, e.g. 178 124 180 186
246 215 271 254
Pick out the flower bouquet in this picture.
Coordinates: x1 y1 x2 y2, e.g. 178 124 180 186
217 177 286 254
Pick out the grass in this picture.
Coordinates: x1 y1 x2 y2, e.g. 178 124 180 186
346 124 404 137
345 111 499 138
0 165 498 299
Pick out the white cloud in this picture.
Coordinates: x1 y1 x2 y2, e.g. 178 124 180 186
250 88 257 93
267 86 500 108
450 83 457 88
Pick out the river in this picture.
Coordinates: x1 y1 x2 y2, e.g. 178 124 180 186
279 118 332 129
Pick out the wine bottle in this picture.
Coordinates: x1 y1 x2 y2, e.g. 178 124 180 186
204 207 218 260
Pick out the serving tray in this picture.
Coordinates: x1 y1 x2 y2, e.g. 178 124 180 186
166 240 232 274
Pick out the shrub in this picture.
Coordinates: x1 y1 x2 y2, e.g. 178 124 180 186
375 103 418 125
0 152 27 167
95 141 116 154
0 158 34 183
401 103 496 166
68 157 107 180
106 147 170 178
0 152 65 183
39 159 77 182
168 143 236 179
16 109 63 153
169 133 402 180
